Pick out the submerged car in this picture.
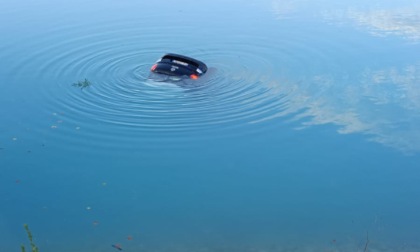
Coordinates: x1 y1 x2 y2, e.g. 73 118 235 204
150 53 208 81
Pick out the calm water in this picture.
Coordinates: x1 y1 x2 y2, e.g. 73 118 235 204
1 0 420 251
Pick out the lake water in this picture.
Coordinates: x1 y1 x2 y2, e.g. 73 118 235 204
1 0 420 251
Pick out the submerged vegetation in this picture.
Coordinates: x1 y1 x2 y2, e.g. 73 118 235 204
21 224 39 252
72 78 91 89
364 231 370 252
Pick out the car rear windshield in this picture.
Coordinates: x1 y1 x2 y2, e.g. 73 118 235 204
162 55 199 68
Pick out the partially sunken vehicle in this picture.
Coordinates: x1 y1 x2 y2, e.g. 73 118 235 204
149 53 207 81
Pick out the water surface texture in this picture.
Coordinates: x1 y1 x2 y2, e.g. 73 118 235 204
1 0 420 251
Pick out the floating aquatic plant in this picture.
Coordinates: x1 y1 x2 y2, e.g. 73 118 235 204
72 78 91 89
21 224 39 252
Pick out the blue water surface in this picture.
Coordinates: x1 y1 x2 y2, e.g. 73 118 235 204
1 0 420 251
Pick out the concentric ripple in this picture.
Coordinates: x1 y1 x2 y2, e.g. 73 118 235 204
65 48 286 132
1 1 364 150
18 34 294 134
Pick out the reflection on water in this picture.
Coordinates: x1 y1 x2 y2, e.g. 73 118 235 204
298 65 420 154
268 0 420 154
323 7 420 42
271 0 420 42
250 64 420 154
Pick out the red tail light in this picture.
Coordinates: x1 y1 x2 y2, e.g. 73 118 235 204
150 64 157 71
190 74 198 80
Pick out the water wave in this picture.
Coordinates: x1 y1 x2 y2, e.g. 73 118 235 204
4 1 419 154
8 23 328 142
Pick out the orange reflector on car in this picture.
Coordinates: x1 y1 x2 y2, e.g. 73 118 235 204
190 74 198 79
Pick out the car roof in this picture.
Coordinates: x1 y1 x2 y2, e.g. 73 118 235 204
161 53 207 72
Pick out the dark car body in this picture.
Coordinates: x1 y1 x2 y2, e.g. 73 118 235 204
150 53 207 80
